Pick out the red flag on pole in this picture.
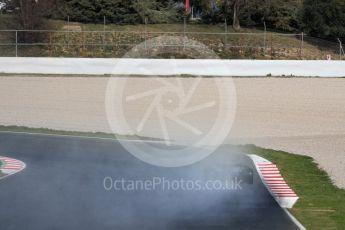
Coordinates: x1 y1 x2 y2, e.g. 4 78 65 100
186 0 190 14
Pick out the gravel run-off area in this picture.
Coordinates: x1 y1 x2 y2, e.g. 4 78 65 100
0 76 344 187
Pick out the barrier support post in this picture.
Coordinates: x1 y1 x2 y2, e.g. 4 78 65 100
15 30 18 57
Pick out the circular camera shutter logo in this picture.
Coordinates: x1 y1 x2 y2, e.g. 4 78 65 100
105 36 237 167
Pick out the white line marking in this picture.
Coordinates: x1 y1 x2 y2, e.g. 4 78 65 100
0 130 166 144
283 208 306 230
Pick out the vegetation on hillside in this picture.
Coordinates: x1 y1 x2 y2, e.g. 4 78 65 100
301 0 345 38
0 17 340 59
0 1 342 59
59 0 181 24
1 0 344 40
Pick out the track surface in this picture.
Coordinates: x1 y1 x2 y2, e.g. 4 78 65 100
0 133 299 230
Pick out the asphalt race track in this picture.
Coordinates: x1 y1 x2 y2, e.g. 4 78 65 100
0 133 300 230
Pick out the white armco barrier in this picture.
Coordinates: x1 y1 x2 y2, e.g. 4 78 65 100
0 57 344 77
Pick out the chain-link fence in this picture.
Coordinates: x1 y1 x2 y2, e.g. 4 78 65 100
0 29 343 60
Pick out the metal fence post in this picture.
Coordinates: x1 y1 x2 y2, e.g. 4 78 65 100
300 32 304 59
338 38 344 60
49 32 52 57
183 16 186 50
82 31 85 52
144 17 148 53
263 21 267 52
270 33 273 59
67 16 70 50
224 19 228 48
15 30 18 57
103 16 106 51
340 39 342 60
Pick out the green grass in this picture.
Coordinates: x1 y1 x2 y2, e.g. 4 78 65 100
0 125 161 141
243 145 345 230
47 20 342 60
51 20 237 33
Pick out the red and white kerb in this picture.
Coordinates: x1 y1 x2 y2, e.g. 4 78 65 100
0 156 26 175
258 163 298 198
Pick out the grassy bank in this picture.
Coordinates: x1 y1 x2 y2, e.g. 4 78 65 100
0 15 339 59
0 125 160 141
243 145 345 230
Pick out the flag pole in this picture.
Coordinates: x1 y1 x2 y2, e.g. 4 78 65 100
186 0 190 14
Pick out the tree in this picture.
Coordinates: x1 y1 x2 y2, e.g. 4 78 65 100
132 0 177 23
197 0 223 24
302 0 345 38
0 1 6 13
5 0 56 42
9 0 56 30
231 0 243 30
59 0 177 24
265 0 301 31
199 0 245 30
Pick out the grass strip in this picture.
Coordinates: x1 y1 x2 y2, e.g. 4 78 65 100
243 144 345 230
0 125 160 141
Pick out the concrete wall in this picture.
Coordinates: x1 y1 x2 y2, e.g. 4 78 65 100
0 58 344 77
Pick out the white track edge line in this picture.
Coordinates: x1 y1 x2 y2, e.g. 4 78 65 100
0 130 166 144
283 208 307 230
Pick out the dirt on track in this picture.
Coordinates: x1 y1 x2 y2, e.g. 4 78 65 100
0 76 344 187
